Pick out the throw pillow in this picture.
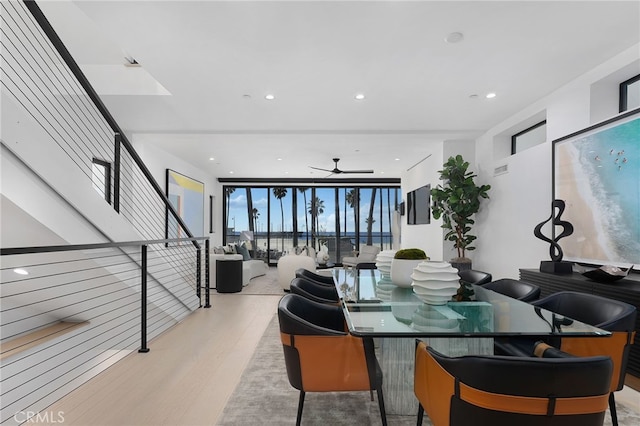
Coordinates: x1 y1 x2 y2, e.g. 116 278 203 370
237 242 251 261
213 246 225 254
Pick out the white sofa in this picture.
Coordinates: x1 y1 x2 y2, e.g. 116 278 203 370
211 253 268 287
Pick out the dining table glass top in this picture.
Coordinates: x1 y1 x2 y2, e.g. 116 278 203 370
332 268 611 338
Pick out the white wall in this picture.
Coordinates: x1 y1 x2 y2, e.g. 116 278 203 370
473 44 640 280
132 139 222 246
396 44 639 279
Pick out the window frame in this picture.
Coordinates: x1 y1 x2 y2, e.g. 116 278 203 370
91 158 112 204
511 120 547 155
619 73 640 113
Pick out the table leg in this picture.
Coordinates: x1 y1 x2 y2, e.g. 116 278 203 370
379 337 494 415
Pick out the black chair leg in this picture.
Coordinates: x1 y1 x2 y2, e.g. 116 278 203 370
296 391 305 426
376 387 387 426
609 392 618 426
417 403 424 426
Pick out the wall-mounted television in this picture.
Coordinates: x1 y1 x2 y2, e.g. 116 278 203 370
407 184 431 225
552 107 639 270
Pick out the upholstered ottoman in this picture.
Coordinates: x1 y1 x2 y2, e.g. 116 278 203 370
277 254 316 291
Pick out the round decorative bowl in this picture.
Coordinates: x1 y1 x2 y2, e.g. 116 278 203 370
581 265 632 283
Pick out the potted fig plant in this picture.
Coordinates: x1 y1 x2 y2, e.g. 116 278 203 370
430 155 491 272
390 248 429 288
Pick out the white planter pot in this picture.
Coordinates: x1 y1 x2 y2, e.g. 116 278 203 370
390 258 424 288
411 260 460 305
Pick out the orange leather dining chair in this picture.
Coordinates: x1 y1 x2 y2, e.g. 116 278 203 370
508 291 637 426
277 293 387 426
414 340 613 426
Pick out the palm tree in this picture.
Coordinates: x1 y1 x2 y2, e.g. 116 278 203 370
366 188 377 245
346 189 358 244
252 208 260 256
365 217 376 245
273 187 287 251
308 196 325 249
298 188 309 246
225 187 235 235
245 188 254 235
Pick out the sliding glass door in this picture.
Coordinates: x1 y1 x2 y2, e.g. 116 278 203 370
223 184 400 266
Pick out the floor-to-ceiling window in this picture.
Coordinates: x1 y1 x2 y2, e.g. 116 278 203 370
269 187 293 260
223 184 400 266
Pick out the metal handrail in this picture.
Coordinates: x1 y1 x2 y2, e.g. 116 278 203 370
1 237 211 352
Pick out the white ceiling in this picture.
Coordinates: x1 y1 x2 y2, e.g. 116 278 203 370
38 0 640 179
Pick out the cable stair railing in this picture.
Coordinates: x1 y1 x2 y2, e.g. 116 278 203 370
1 1 213 423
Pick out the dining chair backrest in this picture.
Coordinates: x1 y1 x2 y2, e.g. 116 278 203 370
289 277 339 304
483 278 541 302
458 269 492 286
295 268 335 285
414 340 612 426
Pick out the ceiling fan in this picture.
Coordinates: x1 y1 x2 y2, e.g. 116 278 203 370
309 158 374 175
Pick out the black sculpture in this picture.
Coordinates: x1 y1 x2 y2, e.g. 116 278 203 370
534 199 574 274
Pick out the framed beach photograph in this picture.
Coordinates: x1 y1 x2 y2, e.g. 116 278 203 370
552 108 640 270
166 169 205 240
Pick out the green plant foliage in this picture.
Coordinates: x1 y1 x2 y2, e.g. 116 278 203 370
431 155 491 260
394 248 429 260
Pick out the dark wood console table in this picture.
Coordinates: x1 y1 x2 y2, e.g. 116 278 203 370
520 268 640 377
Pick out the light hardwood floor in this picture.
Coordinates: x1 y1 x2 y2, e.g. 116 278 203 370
42 293 282 425
41 292 640 425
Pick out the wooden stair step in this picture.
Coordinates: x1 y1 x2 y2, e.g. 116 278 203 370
0 321 89 360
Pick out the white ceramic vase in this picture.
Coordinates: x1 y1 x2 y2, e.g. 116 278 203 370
390 258 424 288
411 260 460 305
375 250 396 279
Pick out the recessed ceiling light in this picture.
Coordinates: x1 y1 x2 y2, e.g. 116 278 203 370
486 93 497 99
445 32 464 43
265 94 275 100
354 93 365 100
13 268 28 275
229 171 234 174
209 157 215 161
277 158 282 161
395 158 400 161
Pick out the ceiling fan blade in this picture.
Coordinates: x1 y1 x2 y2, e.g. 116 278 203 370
309 166 333 172
341 169 375 174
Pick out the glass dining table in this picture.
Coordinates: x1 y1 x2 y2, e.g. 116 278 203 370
331 267 611 414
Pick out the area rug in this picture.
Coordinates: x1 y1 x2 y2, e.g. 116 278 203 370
217 316 640 425
238 267 285 296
